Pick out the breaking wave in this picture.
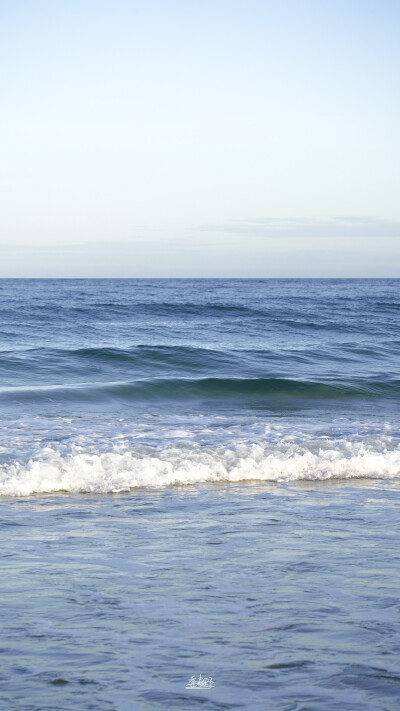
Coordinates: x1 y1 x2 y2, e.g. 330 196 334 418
1 441 399 496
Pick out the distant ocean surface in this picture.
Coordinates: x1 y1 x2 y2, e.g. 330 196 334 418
1 279 400 710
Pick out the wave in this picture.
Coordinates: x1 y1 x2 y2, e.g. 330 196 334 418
1 300 389 332
1 442 399 495
0 302 262 319
1 342 397 369
1 376 399 404
0 344 232 364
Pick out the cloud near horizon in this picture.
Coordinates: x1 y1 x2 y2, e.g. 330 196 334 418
197 217 400 239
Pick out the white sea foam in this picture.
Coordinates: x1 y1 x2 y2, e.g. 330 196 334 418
1 441 400 496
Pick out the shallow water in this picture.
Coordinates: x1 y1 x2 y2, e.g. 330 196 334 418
1 481 400 710
1 279 399 709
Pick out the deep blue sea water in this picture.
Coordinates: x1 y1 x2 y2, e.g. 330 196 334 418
1 279 399 710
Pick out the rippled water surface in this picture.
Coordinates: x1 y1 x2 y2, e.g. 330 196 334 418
1 279 399 709
2 482 400 711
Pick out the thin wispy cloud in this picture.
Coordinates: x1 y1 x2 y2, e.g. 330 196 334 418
197 217 400 238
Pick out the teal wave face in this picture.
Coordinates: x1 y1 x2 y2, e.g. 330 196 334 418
1 376 399 408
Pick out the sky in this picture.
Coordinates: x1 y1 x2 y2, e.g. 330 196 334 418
1 0 399 277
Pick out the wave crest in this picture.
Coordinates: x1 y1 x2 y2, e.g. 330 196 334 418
1 443 399 496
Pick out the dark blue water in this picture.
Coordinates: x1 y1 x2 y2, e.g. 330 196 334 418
1 279 399 710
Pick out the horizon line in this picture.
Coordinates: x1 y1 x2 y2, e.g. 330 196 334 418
0 276 399 281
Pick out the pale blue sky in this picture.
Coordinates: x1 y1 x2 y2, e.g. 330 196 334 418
1 0 399 276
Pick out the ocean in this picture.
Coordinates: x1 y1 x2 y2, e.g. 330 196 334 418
1 278 399 710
